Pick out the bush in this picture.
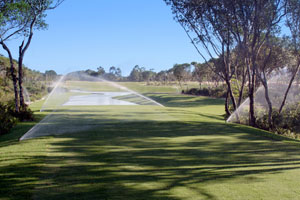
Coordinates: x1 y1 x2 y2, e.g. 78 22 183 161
184 85 227 98
256 105 300 139
0 102 17 135
14 107 34 122
0 100 35 136
7 101 34 122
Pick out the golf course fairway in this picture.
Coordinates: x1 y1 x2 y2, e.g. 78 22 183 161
1 82 300 200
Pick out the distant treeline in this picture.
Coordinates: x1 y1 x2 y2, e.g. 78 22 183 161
84 63 221 88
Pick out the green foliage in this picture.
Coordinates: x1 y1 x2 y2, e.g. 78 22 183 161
0 101 17 135
172 63 191 85
129 65 144 81
184 85 227 98
14 105 34 122
0 55 55 103
0 99 34 135
256 104 300 139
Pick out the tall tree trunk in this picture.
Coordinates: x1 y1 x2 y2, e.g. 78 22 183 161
279 62 300 113
18 17 35 109
238 63 247 106
1 42 19 112
225 78 237 111
262 80 273 129
18 54 25 108
225 89 231 116
249 68 256 127
238 79 245 106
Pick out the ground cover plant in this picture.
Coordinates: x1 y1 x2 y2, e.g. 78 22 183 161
1 82 300 200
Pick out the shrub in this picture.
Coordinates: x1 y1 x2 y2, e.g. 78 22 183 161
6 101 34 122
0 102 17 135
184 85 227 98
15 107 34 122
256 105 300 139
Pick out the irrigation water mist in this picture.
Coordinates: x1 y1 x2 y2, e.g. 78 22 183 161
227 69 300 124
40 75 66 112
20 71 170 141
98 77 164 107
23 87 31 105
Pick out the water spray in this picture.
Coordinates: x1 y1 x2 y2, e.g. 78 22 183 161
40 75 65 112
227 68 300 124
98 77 165 107
20 71 168 141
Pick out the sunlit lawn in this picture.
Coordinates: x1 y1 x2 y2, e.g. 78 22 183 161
1 82 300 200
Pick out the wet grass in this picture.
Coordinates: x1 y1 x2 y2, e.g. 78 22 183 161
1 85 300 200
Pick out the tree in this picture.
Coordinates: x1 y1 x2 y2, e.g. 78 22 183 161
85 69 98 77
0 1 29 112
45 69 57 81
129 65 143 81
279 0 300 113
115 67 122 80
165 0 287 125
232 0 287 126
97 66 105 76
164 0 241 114
142 69 156 84
17 0 64 108
256 37 290 128
0 0 63 111
172 63 191 89
191 62 209 89
155 70 168 84
106 66 122 81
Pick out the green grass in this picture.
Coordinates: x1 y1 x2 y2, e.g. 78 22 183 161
65 81 123 92
120 82 180 93
1 82 300 200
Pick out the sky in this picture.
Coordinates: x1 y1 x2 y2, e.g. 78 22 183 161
0 0 201 76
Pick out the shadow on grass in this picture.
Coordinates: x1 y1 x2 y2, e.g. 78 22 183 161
0 112 47 148
0 154 46 200
2 95 300 199
1 118 299 199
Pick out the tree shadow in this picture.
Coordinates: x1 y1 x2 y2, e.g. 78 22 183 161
11 118 300 199
2 97 300 199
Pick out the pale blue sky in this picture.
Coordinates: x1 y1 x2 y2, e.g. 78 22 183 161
0 0 201 75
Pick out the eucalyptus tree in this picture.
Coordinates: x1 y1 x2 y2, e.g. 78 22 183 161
256 38 290 128
0 0 29 111
17 0 63 108
191 61 209 89
172 63 191 89
129 65 144 82
165 0 287 126
164 0 240 114
279 0 300 113
155 70 168 84
97 66 105 76
141 69 156 83
0 0 63 110
235 0 287 127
